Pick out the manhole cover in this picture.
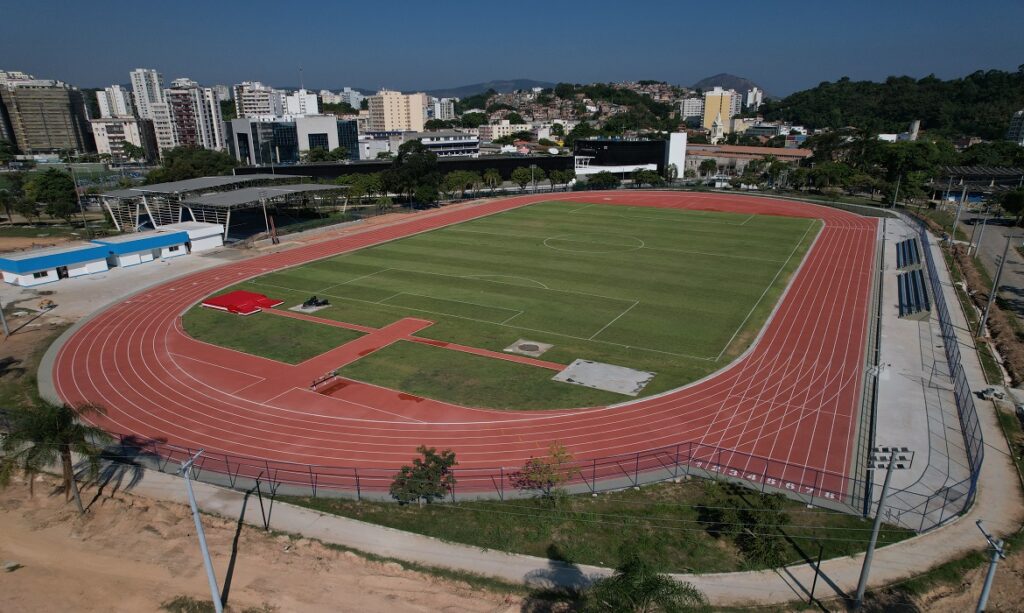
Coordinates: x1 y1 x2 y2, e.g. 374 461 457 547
504 338 553 357
518 343 540 352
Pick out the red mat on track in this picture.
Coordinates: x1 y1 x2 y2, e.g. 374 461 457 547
201 290 283 315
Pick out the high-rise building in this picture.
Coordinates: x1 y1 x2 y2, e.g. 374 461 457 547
320 90 342 105
165 83 225 151
129 68 165 120
702 87 736 132
90 116 157 161
367 89 427 132
148 101 177 153
745 87 764 110
432 98 456 121
1007 110 1024 146
97 85 134 118
226 115 358 165
285 89 319 116
212 85 231 102
0 78 94 154
680 97 704 119
233 81 285 118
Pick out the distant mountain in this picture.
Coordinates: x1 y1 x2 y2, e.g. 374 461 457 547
691 73 765 96
424 79 555 99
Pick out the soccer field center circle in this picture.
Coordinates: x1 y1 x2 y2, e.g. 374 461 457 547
49 191 877 498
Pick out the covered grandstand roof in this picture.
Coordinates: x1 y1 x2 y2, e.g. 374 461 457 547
101 174 299 198
180 184 345 208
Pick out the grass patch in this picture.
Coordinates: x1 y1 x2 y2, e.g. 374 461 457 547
185 201 818 406
943 249 1004 383
0 324 68 410
280 481 913 574
160 596 276 613
181 306 363 364
337 340 623 409
913 207 969 242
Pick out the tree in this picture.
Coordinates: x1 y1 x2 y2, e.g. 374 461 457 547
550 123 566 138
13 199 39 223
0 402 107 514
413 183 438 207
504 112 526 125
376 151 395 160
0 139 18 166
25 168 78 223
587 171 620 189
392 140 440 205
1000 188 1024 225
389 445 457 506
510 442 574 501
120 141 147 163
304 146 348 163
632 169 664 188
145 147 237 184
698 159 717 177
548 170 561 192
583 542 708 612
511 167 532 192
459 112 488 129
483 168 502 194
530 167 546 193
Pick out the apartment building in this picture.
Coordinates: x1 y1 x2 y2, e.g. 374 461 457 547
0 78 93 154
477 119 531 142
90 116 157 161
367 89 426 132
233 81 285 118
97 85 134 118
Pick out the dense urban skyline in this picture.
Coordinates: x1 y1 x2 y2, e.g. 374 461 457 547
2 0 1022 95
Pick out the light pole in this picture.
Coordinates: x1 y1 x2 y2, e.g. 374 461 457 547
978 233 1015 337
66 162 93 239
259 190 270 238
975 520 1006 612
180 450 223 613
853 458 897 610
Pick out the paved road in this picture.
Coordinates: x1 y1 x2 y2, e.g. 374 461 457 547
959 214 1024 319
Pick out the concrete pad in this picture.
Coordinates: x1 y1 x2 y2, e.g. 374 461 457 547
552 359 655 396
289 303 330 314
503 338 553 357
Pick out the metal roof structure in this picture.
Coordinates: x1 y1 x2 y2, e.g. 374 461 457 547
0 242 110 274
180 184 345 208
101 174 298 198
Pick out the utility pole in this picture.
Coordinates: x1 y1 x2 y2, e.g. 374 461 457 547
978 233 1014 337
972 216 989 256
952 186 967 241
0 299 9 337
259 191 270 237
67 162 93 239
975 520 1006 612
892 174 902 209
180 450 223 613
853 457 897 610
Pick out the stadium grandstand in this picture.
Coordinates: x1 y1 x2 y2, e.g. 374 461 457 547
100 174 346 240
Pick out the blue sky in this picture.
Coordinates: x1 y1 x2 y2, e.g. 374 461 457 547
2 0 1022 95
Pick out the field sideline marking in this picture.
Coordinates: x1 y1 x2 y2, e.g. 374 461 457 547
714 220 817 362
246 279 715 361
381 291 522 317
589 300 640 340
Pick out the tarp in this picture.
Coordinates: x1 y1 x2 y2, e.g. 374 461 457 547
200 290 283 316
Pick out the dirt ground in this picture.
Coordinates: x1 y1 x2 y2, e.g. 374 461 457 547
0 235 73 252
0 476 521 613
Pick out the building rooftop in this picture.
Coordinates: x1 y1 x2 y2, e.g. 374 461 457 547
181 184 345 208
101 174 301 198
0 241 102 261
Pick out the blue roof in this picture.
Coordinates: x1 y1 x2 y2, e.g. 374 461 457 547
0 243 110 275
90 231 189 255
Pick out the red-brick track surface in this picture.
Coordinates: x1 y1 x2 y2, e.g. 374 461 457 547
52 192 877 499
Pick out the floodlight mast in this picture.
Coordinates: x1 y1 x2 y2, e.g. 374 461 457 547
180 450 223 613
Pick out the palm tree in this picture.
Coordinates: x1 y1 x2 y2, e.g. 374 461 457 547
0 401 107 514
583 546 708 612
483 168 501 195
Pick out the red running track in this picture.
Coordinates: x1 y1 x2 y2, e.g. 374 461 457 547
51 192 877 498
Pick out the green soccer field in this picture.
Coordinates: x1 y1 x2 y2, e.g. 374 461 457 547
184 201 819 408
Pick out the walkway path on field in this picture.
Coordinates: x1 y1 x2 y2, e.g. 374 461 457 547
110 220 1023 608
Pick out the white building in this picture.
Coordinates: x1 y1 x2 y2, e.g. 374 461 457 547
0 70 35 87
319 89 342 105
170 77 199 88
340 87 365 108
97 85 134 118
357 135 394 160
432 98 456 121
729 93 742 119
403 131 479 157
680 97 704 120
745 87 764 110
129 68 165 120
233 81 285 118
285 88 319 116
212 84 231 102
90 116 155 161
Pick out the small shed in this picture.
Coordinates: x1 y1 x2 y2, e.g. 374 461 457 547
156 222 224 252
0 242 110 286
90 230 190 267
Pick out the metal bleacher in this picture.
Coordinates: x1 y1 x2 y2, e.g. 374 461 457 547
896 238 922 269
898 268 931 319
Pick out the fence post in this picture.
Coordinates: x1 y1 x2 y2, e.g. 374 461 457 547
354 468 361 501
450 468 456 502
308 465 317 498
499 467 505 501
592 458 597 495
673 444 681 480
634 453 640 487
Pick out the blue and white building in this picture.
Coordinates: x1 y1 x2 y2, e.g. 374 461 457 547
0 243 110 287
91 230 191 267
